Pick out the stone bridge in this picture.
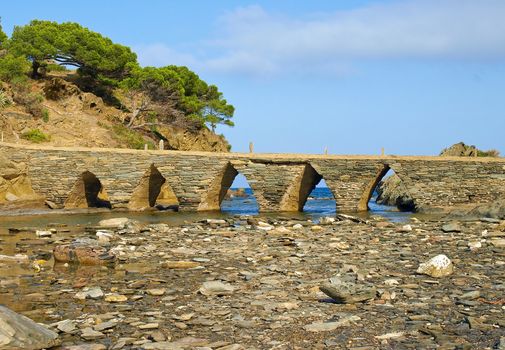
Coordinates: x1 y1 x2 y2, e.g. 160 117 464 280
1 142 505 213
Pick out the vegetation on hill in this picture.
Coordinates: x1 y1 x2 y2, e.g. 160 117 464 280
0 18 234 149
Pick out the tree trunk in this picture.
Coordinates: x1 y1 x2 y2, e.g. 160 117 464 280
31 61 40 79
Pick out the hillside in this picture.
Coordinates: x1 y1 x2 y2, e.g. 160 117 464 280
0 73 231 151
0 19 233 152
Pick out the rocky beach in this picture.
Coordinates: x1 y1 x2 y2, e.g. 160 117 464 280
1 213 504 349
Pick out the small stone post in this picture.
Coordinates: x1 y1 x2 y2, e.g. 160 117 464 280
144 144 148 151
324 146 328 155
249 142 254 153
159 140 164 150
381 147 385 156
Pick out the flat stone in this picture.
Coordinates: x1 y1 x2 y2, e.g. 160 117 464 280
147 288 166 296
0 305 60 349
138 323 159 329
75 287 104 300
442 222 462 233
104 294 128 302
304 315 361 332
98 218 129 228
55 319 77 333
80 327 104 340
93 320 118 331
162 261 201 269
198 281 235 296
320 276 376 303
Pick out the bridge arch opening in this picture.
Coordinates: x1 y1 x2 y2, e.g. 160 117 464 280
198 162 259 214
299 164 337 214
128 164 179 211
64 171 111 209
361 164 415 212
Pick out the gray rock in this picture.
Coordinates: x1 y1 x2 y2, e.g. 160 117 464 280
55 319 77 333
198 281 235 296
320 275 376 303
442 222 462 233
0 305 60 349
304 315 361 332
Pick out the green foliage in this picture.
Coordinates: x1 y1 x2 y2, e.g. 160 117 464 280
42 108 49 122
0 18 7 49
120 64 234 130
111 124 149 149
9 20 137 79
21 128 50 142
0 53 30 82
477 149 500 157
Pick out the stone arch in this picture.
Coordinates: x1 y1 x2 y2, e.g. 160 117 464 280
198 162 256 211
64 171 111 208
358 164 391 211
280 163 336 212
358 163 415 211
128 164 179 211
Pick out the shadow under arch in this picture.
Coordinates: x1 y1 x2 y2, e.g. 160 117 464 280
359 164 415 211
128 164 179 211
64 171 111 209
198 162 258 212
296 163 337 212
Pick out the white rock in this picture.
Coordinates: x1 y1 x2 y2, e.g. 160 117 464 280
292 224 303 230
398 224 412 232
5 193 18 201
75 287 104 300
96 230 114 243
205 219 226 225
468 241 482 251
319 216 335 225
36 230 52 237
0 254 29 262
98 218 129 228
416 254 454 278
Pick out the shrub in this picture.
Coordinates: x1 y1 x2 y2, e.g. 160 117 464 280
478 149 500 157
0 54 30 82
111 124 148 149
42 108 49 122
0 90 11 109
21 128 50 143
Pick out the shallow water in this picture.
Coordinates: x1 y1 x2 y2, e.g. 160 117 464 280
0 188 414 235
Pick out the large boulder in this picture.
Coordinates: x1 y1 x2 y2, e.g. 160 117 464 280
0 151 44 207
157 125 231 152
439 142 478 157
375 174 415 211
0 305 60 349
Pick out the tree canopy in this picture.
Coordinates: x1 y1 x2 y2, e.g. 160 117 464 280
9 20 137 78
0 19 7 49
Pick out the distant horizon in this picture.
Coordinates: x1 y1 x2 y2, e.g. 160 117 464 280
2 0 504 157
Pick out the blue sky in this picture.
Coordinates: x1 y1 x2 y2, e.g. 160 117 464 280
2 0 505 156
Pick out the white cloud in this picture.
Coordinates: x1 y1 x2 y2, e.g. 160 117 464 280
135 0 505 77
135 43 198 68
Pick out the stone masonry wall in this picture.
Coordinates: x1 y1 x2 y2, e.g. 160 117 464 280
1 142 505 212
